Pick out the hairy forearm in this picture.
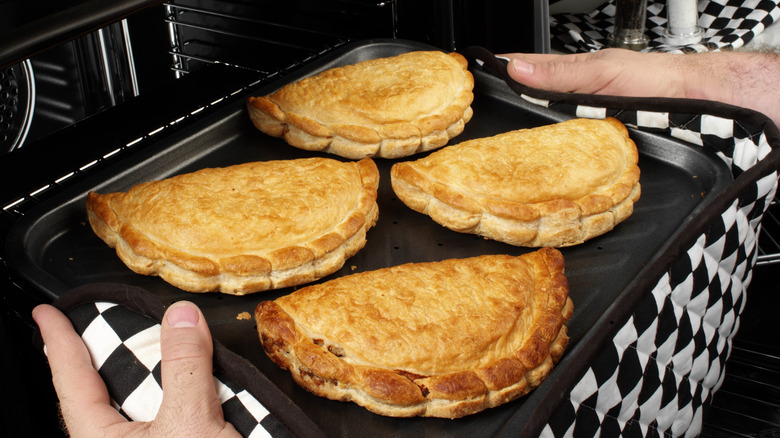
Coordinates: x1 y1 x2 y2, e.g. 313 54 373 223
681 50 780 126
504 48 780 127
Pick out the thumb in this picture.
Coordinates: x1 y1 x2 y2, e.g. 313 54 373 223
505 54 595 93
152 301 232 436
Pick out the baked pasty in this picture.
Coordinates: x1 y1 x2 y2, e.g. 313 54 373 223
255 248 572 418
390 117 641 247
86 157 379 295
246 51 474 159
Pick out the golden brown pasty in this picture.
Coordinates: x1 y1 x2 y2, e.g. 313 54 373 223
246 51 474 159
390 117 641 247
86 157 379 295
255 248 573 418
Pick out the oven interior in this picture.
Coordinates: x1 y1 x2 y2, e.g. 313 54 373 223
1 1 778 436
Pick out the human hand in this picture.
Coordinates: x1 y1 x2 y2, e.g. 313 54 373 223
503 48 686 99
32 301 240 438
502 48 780 128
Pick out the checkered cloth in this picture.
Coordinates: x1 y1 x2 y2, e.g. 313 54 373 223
464 43 780 437
51 283 324 438
552 0 780 53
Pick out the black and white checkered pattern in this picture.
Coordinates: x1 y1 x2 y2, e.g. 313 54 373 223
471 35 780 434
540 190 775 436
552 0 780 53
529 111 777 436
65 300 296 438
72 302 163 421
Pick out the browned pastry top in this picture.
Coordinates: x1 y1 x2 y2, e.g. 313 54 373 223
255 248 573 418
390 117 641 247
247 51 474 159
86 157 379 294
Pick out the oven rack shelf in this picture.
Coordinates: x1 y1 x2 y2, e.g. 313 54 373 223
163 0 393 76
757 194 780 265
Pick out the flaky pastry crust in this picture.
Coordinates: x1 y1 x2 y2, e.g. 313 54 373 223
86 158 379 295
390 117 641 247
255 248 573 418
246 51 474 159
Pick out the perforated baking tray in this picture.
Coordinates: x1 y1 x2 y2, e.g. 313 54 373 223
5 40 733 437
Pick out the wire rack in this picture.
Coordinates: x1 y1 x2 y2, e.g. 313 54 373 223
757 194 780 265
164 0 393 76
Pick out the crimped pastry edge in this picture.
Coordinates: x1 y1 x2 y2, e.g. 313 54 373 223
389 117 642 247
254 248 573 418
85 158 380 295
246 51 475 159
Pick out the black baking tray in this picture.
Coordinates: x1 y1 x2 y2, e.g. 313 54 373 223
5 40 733 437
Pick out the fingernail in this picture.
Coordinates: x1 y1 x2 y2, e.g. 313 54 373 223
510 59 535 75
166 302 199 327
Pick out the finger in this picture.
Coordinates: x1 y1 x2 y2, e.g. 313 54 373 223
501 52 570 64
503 52 610 94
154 301 232 436
32 304 129 437
503 49 685 99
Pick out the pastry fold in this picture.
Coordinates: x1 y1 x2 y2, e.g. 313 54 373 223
86 157 379 294
247 51 474 159
391 117 641 247
255 248 572 418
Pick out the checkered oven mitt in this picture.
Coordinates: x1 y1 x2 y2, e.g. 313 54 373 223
461 46 780 437
552 0 780 53
43 282 325 438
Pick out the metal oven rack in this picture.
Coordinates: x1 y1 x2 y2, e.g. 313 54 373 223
163 0 394 76
757 194 780 265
